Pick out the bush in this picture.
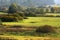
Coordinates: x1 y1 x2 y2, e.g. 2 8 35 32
18 17 23 20
0 16 18 22
36 25 56 33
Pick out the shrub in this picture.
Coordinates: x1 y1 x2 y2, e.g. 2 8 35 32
18 17 23 20
36 25 56 33
0 16 18 22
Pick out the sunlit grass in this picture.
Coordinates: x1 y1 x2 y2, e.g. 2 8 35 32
0 35 60 40
3 17 60 27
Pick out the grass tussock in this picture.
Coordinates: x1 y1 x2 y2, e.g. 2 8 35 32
36 25 56 33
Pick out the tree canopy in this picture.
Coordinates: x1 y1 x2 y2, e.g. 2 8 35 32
8 3 18 14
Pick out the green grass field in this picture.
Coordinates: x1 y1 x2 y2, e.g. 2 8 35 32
0 35 60 40
3 17 60 27
0 12 60 37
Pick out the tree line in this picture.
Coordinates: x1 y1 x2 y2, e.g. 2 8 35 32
0 3 60 22
1 3 59 17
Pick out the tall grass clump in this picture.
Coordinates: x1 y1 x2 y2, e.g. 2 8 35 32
36 25 56 33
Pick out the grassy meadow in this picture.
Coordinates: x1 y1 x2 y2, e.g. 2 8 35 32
0 12 60 27
2 17 60 37
3 17 60 27
0 2 60 39
0 12 60 39
0 35 60 40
